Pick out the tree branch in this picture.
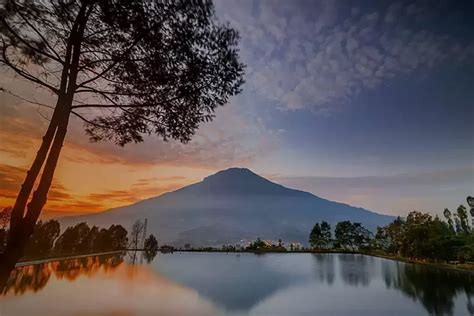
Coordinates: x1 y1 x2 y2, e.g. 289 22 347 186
1 44 59 94
75 86 149 96
0 15 63 64
71 103 154 109
0 88 55 110
15 10 64 63
76 32 147 88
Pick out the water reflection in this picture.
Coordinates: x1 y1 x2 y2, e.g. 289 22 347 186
149 253 297 311
383 261 474 316
143 249 158 263
311 253 335 285
1 253 124 295
0 253 472 316
338 254 374 287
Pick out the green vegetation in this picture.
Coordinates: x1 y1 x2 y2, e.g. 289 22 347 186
308 197 474 268
335 221 371 250
309 221 372 251
374 208 474 263
0 0 245 276
245 238 287 252
143 234 159 262
309 221 331 249
0 212 128 261
144 234 159 252
54 222 128 256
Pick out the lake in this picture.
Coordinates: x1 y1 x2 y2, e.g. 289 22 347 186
0 252 473 315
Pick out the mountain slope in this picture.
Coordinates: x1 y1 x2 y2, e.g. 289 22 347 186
58 168 394 246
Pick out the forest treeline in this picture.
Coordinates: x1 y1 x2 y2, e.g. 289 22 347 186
0 212 158 261
309 197 474 263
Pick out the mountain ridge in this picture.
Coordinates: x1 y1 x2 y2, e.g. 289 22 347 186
58 167 394 246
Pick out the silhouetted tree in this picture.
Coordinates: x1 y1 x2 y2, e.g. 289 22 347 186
400 211 435 258
456 205 470 233
54 222 91 255
334 221 353 250
129 220 144 250
334 221 370 250
375 216 406 254
23 220 60 259
107 224 128 250
0 0 245 276
443 208 455 232
82 224 128 252
309 223 322 249
144 234 158 252
52 222 127 255
375 204 473 262
309 221 332 249
143 234 159 263
320 221 332 247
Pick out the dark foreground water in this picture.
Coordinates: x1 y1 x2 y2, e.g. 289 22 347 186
0 252 473 316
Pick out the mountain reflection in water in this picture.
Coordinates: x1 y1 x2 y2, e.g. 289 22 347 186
0 252 473 316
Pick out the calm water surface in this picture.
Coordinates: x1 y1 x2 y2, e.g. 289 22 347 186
0 252 473 316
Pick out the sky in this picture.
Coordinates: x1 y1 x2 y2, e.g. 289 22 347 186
0 0 473 219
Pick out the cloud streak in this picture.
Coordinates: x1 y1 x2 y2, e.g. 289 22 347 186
0 162 193 216
273 167 474 216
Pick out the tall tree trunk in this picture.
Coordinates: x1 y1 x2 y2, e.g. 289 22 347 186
8 105 60 235
0 2 90 290
0 105 70 288
0 112 70 287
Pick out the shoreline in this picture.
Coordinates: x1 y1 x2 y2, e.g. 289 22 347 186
14 249 474 274
15 250 126 267
176 249 474 273
364 252 474 274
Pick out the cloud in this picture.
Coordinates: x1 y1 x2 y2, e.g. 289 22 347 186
0 163 73 208
65 101 279 169
0 82 280 170
216 0 474 112
0 162 192 215
273 167 474 216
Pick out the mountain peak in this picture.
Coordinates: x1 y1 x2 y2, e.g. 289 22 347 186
195 167 289 195
204 167 258 181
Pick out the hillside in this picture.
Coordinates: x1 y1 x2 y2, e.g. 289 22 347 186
58 168 394 246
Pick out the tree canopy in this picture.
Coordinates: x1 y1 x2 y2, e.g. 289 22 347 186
375 200 474 262
334 221 371 250
1 0 245 145
0 0 244 274
309 221 331 249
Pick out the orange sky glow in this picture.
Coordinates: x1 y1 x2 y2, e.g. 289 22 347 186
0 75 242 218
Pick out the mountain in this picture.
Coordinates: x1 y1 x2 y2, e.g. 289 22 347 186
58 168 394 246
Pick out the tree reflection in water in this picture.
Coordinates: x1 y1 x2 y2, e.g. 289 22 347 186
143 249 159 263
1 253 124 296
383 261 474 316
311 253 335 285
338 254 374 287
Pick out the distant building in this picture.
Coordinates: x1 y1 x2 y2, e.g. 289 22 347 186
285 242 303 251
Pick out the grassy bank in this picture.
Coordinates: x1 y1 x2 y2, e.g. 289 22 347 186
364 251 474 273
